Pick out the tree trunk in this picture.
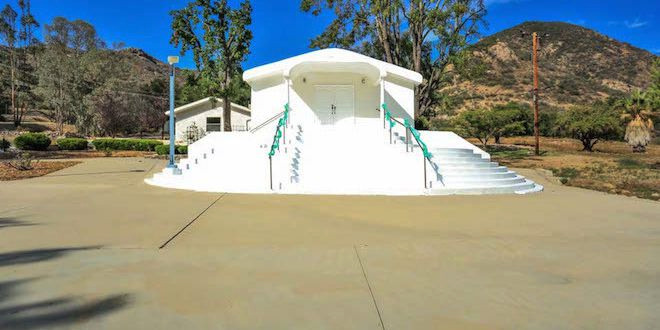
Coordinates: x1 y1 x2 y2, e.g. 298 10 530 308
10 56 17 127
581 139 596 152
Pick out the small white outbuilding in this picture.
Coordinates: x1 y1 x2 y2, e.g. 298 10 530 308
166 97 250 144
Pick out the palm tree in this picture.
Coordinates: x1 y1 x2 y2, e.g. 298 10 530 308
617 91 654 153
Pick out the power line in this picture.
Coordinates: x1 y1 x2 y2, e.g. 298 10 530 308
0 61 168 100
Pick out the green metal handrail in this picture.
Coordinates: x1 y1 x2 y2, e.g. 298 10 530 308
381 103 435 189
404 118 432 160
381 104 432 160
382 103 396 129
268 103 290 157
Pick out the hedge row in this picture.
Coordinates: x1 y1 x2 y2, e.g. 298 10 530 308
13 133 51 151
155 144 188 155
57 138 89 150
91 139 163 151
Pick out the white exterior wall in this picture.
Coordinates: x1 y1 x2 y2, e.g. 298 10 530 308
249 72 415 129
383 76 415 121
174 103 250 144
250 76 287 126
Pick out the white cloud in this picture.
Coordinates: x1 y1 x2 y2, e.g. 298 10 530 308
623 18 648 29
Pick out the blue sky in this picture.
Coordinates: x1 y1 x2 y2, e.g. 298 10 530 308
1 0 658 70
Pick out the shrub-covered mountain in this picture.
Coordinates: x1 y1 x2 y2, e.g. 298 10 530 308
444 21 658 112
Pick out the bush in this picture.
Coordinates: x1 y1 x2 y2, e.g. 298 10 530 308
13 133 51 151
91 139 162 151
57 138 88 150
155 144 188 155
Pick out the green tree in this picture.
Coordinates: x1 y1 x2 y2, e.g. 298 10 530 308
301 0 486 119
491 102 531 143
35 17 108 134
616 90 654 153
0 0 39 127
556 104 622 152
171 0 253 131
452 107 525 148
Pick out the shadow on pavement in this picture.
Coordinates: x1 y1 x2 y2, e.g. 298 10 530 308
0 278 131 329
0 218 37 229
0 246 132 329
0 247 101 268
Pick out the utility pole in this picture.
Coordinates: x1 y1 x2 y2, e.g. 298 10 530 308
532 32 540 156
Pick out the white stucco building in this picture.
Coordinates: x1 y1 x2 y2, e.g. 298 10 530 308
147 48 542 195
166 97 251 144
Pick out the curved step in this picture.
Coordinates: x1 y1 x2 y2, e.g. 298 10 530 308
437 161 499 169
439 170 519 180
431 148 476 155
429 180 538 195
433 153 484 160
437 166 510 174
440 175 527 187
434 157 490 164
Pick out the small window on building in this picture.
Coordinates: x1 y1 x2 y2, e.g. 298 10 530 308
206 117 222 132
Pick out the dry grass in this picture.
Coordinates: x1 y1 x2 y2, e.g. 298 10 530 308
476 137 660 201
0 160 81 181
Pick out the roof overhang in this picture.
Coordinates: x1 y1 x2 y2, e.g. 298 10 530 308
165 97 250 116
243 48 423 86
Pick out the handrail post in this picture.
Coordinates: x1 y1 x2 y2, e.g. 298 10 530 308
423 154 427 189
389 125 392 144
406 128 410 152
269 156 273 190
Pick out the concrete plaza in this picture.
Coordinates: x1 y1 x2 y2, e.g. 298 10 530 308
1 158 658 329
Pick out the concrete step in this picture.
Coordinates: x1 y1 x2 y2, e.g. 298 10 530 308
429 180 538 195
433 153 484 160
440 170 519 180
437 161 499 169
437 166 510 174
430 148 475 155
433 157 490 164
441 175 527 187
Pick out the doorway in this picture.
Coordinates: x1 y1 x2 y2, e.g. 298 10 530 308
314 85 354 126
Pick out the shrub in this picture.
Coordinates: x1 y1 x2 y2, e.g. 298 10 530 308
7 153 38 171
155 144 188 155
91 139 163 151
57 138 88 150
13 133 51 151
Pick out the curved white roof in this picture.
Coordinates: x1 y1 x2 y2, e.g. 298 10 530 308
243 48 423 85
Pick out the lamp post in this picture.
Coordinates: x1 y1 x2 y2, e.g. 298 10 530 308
167 56 179 168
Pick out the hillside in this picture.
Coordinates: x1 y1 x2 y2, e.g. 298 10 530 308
445 21 658 112
116 47 189 86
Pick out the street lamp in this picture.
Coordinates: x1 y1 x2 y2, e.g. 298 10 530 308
167 56 179 169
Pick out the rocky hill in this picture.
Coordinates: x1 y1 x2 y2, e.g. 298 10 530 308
116 47 189 86
444 21 658 112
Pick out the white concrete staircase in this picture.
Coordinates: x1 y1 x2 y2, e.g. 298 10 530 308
146 120 542 195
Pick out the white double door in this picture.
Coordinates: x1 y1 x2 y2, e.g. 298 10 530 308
314 85 354 126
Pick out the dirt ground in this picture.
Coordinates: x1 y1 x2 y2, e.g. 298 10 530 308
474 137 660 201
0 157 658 329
